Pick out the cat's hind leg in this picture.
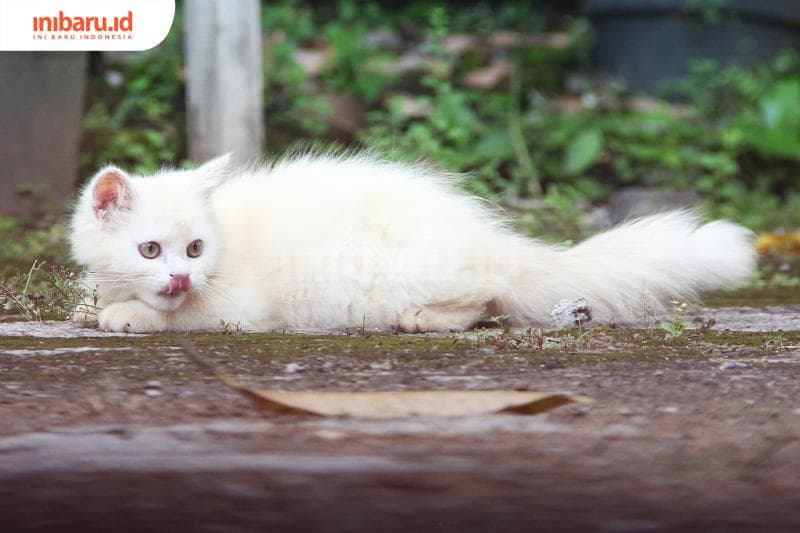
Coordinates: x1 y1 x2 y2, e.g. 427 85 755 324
98 300 168 333
397 300 488 333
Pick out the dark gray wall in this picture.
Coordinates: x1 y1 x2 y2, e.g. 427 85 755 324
0 53 87 216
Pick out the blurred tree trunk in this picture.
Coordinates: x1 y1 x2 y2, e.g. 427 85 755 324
184 0 264 164
0 53 87 216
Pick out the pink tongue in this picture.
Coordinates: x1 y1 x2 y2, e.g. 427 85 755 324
167 275 191 295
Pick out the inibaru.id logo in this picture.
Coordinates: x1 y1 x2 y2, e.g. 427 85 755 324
0 0 174 51
33 10 134 40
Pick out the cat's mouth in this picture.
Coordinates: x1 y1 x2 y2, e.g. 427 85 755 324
150 289 189 312
158 291 184 298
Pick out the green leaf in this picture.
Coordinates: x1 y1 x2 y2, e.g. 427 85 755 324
564 129 603 175
473 128 514 161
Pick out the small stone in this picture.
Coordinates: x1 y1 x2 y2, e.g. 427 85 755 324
145 380 163 389
550 298 593 329
315 430 347 440
719 361 749 370
658 406 679 414
144 389 162 397
463 60 512 90
292 48 329 77
285 363 306 373
103 70 124 87
363 28 402 50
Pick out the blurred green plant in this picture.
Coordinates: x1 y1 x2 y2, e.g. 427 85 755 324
0 260 85 321
261 0 330 149
80 8 185 177
0 216 68 266
74 0 800 239
732 78 800 159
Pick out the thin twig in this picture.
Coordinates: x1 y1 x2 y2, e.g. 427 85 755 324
508 59 540 197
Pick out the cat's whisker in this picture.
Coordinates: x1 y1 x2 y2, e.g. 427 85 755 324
195 283 238 322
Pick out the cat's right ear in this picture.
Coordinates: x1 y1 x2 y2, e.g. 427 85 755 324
197 152 233 176
195 153 233 197
90 166 134 222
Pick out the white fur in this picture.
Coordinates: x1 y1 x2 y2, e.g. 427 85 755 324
69 153 757 332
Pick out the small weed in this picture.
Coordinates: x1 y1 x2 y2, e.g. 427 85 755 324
635 291 659 330
219 320 243 335
490 314 512 333
0 261 87 321
697 317 717 334
660 299 690 340
476 328 584 352
763 332 787 350
71 283 100 324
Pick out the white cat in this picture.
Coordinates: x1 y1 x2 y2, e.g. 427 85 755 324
69 153 756 333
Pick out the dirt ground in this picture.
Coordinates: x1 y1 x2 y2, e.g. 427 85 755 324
1 304 800 532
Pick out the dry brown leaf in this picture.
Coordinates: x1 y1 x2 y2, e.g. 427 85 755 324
292 47 332 78
242 389 587 418
754 231 800 255
463 60 511 90
182 342 590 418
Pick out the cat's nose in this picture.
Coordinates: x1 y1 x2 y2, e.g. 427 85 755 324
167 274 192 294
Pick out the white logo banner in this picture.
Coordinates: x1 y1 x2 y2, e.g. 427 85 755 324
0 0 175 51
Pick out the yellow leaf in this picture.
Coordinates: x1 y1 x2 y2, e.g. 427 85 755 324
754 231 800 255
240 389 588 418
181 342 590 418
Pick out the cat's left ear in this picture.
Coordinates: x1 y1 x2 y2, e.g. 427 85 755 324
196 152 233 194
89 166 135 222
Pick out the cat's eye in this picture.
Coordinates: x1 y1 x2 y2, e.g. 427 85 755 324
187 239 204 258
138 241 161 259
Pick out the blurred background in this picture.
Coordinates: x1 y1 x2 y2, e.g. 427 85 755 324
1 0 799 318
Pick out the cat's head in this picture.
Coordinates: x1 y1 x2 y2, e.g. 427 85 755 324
70 154 231 312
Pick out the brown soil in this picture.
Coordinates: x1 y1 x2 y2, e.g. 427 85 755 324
1 313 799 532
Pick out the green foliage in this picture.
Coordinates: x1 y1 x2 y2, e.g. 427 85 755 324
660 300 689 340
0 216 68 266
75 0 800 241
320 1 396 103
733 79 800 159
564 128 603 176
261 0 330 148
0 261 85 321
80 9 185 176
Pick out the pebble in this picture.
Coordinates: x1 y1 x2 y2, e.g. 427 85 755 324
719 361 749 370
285 363 306 373
314 430 347 440
145 380 163 389
550 298 593 329
144 389 162 398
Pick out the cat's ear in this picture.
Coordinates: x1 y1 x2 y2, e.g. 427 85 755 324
196 152 233 194
90 166 134 222
197 152 233 175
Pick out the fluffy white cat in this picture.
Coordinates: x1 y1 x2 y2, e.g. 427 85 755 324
69 153 756 333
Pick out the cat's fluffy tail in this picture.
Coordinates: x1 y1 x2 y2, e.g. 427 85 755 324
500 211 757 324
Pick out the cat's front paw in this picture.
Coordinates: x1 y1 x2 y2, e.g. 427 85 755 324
98 300 168 333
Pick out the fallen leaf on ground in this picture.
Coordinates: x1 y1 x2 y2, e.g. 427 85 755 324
181 342 590 418
463 59 512 90
754 231 800 255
